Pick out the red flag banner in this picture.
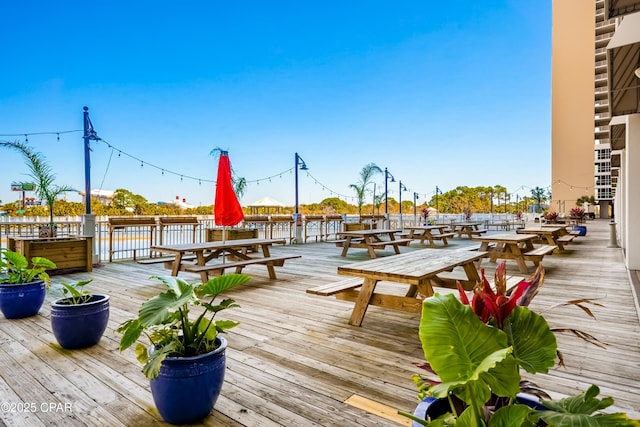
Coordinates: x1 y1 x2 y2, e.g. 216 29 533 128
214 151 244 226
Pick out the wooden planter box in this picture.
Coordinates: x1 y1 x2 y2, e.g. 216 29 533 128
8 236 93 274
206 228 258 242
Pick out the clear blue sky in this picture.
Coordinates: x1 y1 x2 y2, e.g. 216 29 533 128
0 1 551 208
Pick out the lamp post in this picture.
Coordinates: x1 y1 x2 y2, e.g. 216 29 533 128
82 106 100 264
384 168 395 227
398 181 407 228
294 152 308 244
435 186 441 222
413 192 419 225
82 106 100 215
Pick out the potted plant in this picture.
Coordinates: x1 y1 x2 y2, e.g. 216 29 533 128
0 140 75 237
50 279 110 349
421 207 430 226
117 273 250 425
544 211 559 224
401 263 640 426
0 248 55 319
570 207 588 236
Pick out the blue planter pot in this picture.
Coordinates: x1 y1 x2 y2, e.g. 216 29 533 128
150 336 227 425
51 294 110 349
0 280 46 319
412 394 545 426
573 225 587 236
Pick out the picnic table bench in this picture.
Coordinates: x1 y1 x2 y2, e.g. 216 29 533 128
336 229 412 258
517 226 576 251
181 255 301 279
473 233 554 273
307 248 487 326
401 225 456 247
149 238 296 282
450 222 488 239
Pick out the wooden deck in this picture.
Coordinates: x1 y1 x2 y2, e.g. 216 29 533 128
1 220 639 426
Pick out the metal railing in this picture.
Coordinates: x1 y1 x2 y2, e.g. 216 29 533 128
1 213 537 263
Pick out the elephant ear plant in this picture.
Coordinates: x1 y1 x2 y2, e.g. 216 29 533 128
0 248 55 286
117 273 250 379
401 262 640 426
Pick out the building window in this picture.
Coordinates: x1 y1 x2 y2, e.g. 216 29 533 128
596 148 611 160
597 188 612 199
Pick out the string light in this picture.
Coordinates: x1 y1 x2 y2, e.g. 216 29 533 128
3 126 431 204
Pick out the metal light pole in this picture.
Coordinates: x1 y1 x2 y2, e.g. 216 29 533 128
82 106 100 264
413 192 419 225
398 181 407 228
384 168 395 227
294 153 308 244
435 186 441 223
82 106 100 215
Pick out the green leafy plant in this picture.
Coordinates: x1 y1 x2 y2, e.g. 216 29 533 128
117 274 250 380
51 279 94 304
401 263 640 426
0 248 55 286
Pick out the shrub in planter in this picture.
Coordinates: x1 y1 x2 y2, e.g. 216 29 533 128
400 263 640 426
118 274 250 425
50 279 110 349
0 249 55 319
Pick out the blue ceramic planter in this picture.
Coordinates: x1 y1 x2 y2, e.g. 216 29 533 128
51 294 110 349
150 336 227 425
0 280 46 319
412 394 545 426
573 225 587 236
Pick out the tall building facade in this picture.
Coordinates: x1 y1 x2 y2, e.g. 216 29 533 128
553 0 640 268
551 1 599 216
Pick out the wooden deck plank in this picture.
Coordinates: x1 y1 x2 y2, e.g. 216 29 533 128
0 219 638 425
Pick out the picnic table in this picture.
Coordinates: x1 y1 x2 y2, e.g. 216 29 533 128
517 226 576 251
335 229 413 258
472 233 556 273
307 248 487 326
401 225 456 247
149 238 299 282
449 222 488 238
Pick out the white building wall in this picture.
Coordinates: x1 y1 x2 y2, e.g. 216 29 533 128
624 114 640 269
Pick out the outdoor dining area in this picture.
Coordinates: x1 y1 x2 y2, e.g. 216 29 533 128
1 219 639 425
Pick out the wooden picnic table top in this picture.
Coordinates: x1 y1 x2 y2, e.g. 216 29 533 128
518 227 564 235
337 248 487 285
150 238 286 253
337 229 402 237
404 225 448 231
472 233 536 243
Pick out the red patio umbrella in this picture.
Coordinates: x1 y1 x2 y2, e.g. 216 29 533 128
214 150 244 230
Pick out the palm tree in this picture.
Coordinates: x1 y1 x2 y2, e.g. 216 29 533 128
0 140 75 233
530 186 546 213
349 163 382 217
